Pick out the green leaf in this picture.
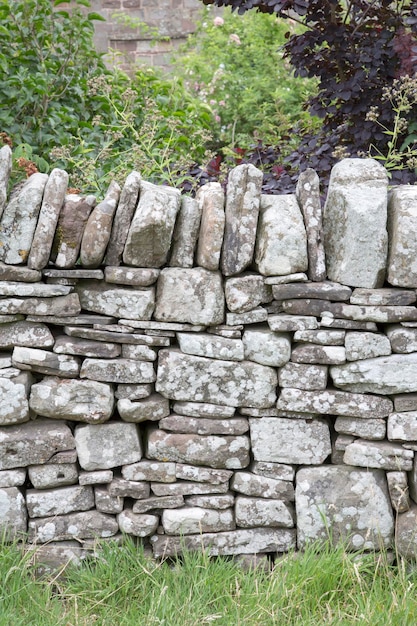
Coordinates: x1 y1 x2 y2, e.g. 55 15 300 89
87 12 106 22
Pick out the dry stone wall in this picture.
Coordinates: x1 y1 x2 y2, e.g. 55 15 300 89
2 143 417 566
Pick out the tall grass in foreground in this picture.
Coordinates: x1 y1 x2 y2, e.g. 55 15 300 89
1 537 417 625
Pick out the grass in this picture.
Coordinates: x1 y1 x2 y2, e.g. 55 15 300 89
1 536 417 625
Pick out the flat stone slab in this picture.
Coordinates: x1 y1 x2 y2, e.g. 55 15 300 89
0 469 26 488
386 471 409 513
53 336 121 359
75 422 142 470
296 466 394 549
343 440 413 471
345 331 391 361
117 510 159 537
0 293 80 316
0 487 27 538
387 186 417 287
26 485 94 518
146 429 250 469
175 464 232 484
235 497 294 528
105 170 141 266
122 460 176 483
151 481 229 497
28 464 79 489
30 377 114 423
335 416 386 440
330 353 417 394
162 506 235 535
251 461 295 482
296 168 326 281
51 194 96 268
250 417 331 465
278 387 392 417
117 394 169 423
0 371 32 425
156 349 277 408
13 346 80 378
80 180 121 268
387 325 417 353
28 511 119 543
104 267 159 286
350 288 416 306
76 281 155 320
231 471 294 500
0 419 75 470
290 344 346 365
0 321 54 349
242 328 291 367
151 527 296 557
293 329 345 345
388 411 417 441
169 195 201 268
278 363 328 390
268 315 318 332
172 401 235 418
132 495 184 514
395 505 417 558
177 332 244 361
225 274 271 313
272 281 351 301
80 358 155 384
159 415 249 436
186 494 235 510
196 182 225 271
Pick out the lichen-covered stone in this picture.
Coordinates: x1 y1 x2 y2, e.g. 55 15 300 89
13 346 80 378
105 171 141 266
0 145 12 219
28 511 119 543
343 440 413 470
169 196 202 268
387 186 417 287
80 358 155 384
0 487 27 537
28 464 79 489
196 182 225 271
80 180 121 268
235 497 294 528
242 328 291 367
0 371 32 425
231 472 294 500
334 417 386 440
75 422 142 471
163 506 235 535
177 332 244 361
75 280 155 320
51 194 96 268
295 168 326 281
117 394 169 423
331 353 417 394
278 363 328 390
225 274 272 313
26 485 94 518
345 331 391 361
117 510 158 536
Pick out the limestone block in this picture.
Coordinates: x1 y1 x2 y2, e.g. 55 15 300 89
334 417 386 440
250 417 331 465
195 182 225 270
394 393 417 412
146 429 250 469
242 328 291 367
176 464 233 485
0 487 27 538
28 464 79 489
121 344 157 361
221 164 263 275
0 469 26 488
226 308 268 325
345 331 391 361
115 384 152 401
251 462 295 482
255 194 308 276
235 497 294 528
118 394 169 423
122 460 176 483
278 363 328 391
54 336 121 359
283 299 417 323
290 345 346 365
123 180 181 267
108 478 149 499
396 505 417 558
132 495 184 514
80 180 121 268
78 470 113 486
105 266 159 287
387 325 417 353
0 371 32 425
387 186 417 287
331 353 417 394
268 314 318 332
408 456 417 504
28 511 119 543
0 172 48 264
151 481 229 498
0 321 53 350
117 510 159 536
343 440 413 471
94 486 123 514
323 158 388 288
293 329 345 345
295 168 326 281
26 485 94 518
30 377 114 424
151 527 296 557
154 267 224 325
105 171 141 266
159 416 249 436
272 281 351 301
350 287 416 305
177 332 244 361
80 358 155 384
75 280 155 320
186 494 235 510
278 388 392 418
169 195 202 267
51 194 96 268
162 506 235 535
27 168 68 270
225 274 272 313
386 471 409 513
0 293 80 316
388 411 417 441
13 346 80 378
0 419 75 470
0 144 12 218
75 422 142 470
231 472 294 500
173 401 235 418
296 466 394 549
156 349 277 408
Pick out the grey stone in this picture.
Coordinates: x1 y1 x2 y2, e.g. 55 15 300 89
108 478 149 499
264 273 308 284
387 325 417 353
53 336 121 359
221 164 263 276
268 314 319 332
159 416 249 436
255 194 308 276
156 349 277 408
282 299 417 323
394 393 417 412
80 180 121 268
151 527 296 557
272 281 351 301
117 510 158 536
155 267 224 326
0 262 40 282
387 186 417 287
25 540 87 572
225 274 272 313
323 158 388 288
75 422 142 470
169 195 202 268
30 377 114 424
65 326 168 346
334 416 386 440
186 494 235 510
250 417 331 465
251 461 295 482
151 481 229 497
0 469 26 488
28 313 113 326
296 466 394 549
0 487 27 538
0 293 80 316
78 470 113 486
13 346 80 378
0 419 74 470
28 511 119 543
278 388 393 418
75 280 155 320
121 344 157 361
27 168 69 270
26 485 94 518
0 172 48 264
195 182 225 270
231 472 294 500
235 497 294 528
28 464 79 489
293 329 345 345
242 328 291 367
146 429 250 469
408 456 417 504
343 440 413 470
115 384 152 401
132 495 184 514
117 394 169 423
386 471 409 513
291 344 346 365
80 357 155 384
320 317 378 331
162 506 235 535
51 194 96 268
331 353 417 394
177 332 244 361
94 486 123 514
105 171 141 266
295 168 326 281
172 401 235 418
0 371 32 425
345 331 391 361
395 505 417 558
123 180 181 267
104 266 159 286
122 460 176 483
388 411 417 441
226 308 268 326
0 321 53 350
0 145 12 218
176 464 233 485
278 363 328 391
350 288 416 306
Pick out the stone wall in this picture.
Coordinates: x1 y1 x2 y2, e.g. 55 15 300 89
1 144 417 566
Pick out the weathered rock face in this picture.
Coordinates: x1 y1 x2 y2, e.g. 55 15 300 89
330 353 417 394
80 181 121 269
323 158 388 288
0 487 27 538
387 186 417 287
0 145 12 219
105 171 141 266
196 182 225 271
169 196 202 268
76 280 155 320
51 194 96 268
74 423 142 470
296 168 326 282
